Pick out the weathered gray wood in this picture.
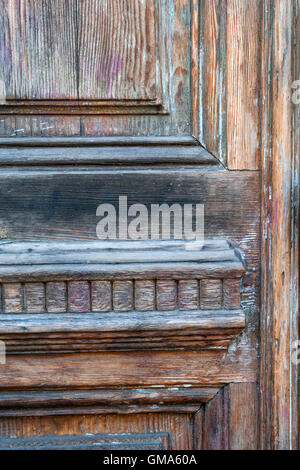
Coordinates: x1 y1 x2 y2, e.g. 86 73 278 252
24 283 45 313
0 137 198 147
113 281 133 312
91 281 112 312
0 145 217 166
46 282 67 313
1 0 157 101
200 280 223 310
156 281 177 311
2 283 23 313
135 281 156 311
68 281 90 313
178 280 199 310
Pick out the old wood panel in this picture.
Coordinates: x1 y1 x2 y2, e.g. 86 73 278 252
1 0 156 101
0 169 260 381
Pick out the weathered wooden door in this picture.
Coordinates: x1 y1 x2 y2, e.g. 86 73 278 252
0 0 298 450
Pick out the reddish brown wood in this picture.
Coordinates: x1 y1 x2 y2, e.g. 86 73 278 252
223 279 240 309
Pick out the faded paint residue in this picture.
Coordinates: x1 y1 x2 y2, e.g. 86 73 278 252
97 55 123 99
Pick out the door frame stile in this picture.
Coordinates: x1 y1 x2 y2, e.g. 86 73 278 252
260 0 299 450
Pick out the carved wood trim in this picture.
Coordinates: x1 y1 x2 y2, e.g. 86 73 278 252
0 387 219 417
0 239 245 355
0 310 245 355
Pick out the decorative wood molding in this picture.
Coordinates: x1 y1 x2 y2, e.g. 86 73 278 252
260 0 298 450
0 239 245 355
0 387 219 417
0 142 218 166
0 239 244 282
0 432 171 450
0 310 245 355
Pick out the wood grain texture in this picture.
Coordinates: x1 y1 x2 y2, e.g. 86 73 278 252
24 283 45 313
0 388 219 410
135 280 155 312
200 0 261 168
203 387 229 450
201 383 257 450
200 280 222 310
228 383 257 450
226 0 260 169
0 0 77 100
113 281 133 312
1 0 156 101
200 0 227 163
0 413 193 450
156 280 177 311
260 0 297 450
46 282 67 313
223 279 240 309
0 310 245 354
78 0 156 100
68 281 90 313
178 280 198 310
2 283 22 313
91 281 112 312
0 170 259 382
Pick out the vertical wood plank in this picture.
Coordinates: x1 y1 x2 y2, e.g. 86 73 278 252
113 281 133 312
135 280 155 312
226 0 261 169
200 0 227 163
203 387 229 450
228 383 258 450
156 280 177 311
260 0 297 450
24 283 45 313
91 281 112 312
68 282 90 313
46 282 67 313
223 279 241 309
200 280 222 309
193 408 204 450
178 280 198 310
3 283 23 313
